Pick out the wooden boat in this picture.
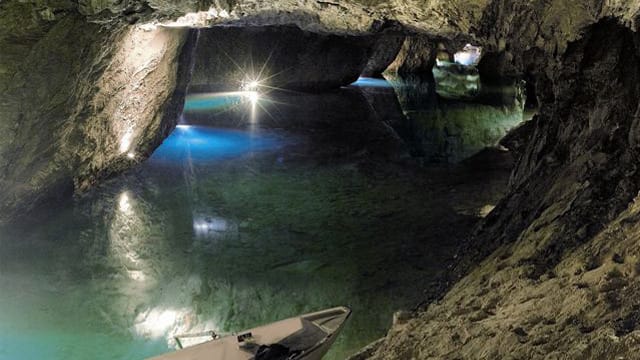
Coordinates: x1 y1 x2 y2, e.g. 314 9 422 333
147 306 351 360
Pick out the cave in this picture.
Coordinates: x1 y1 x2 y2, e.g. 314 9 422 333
1 2 639 360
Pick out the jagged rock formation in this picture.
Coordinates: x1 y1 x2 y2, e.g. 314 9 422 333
189 25 375 92
361 21 406 77
385 35 438 75
350 2 640 359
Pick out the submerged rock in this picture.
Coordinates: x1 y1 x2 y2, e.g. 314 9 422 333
189 25 375 92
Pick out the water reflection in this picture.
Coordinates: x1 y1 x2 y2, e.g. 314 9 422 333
0 73 523 360
351 77 396 88
383 74 525 163
149 126 284 165
432 64 481 99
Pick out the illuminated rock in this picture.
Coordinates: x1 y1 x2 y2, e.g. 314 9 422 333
453 44 481 66
0 7 195 222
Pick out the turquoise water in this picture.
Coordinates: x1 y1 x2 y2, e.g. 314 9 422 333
149 126 285 164
0 75 525 360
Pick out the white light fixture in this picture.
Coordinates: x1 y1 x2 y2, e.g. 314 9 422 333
118 192 131 214
119 129 133 154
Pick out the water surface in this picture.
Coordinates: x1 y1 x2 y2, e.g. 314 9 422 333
0 74 525 360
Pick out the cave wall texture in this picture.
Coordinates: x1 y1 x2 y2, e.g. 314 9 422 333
0 2 195 221
4 0 640 358
189 25 375 91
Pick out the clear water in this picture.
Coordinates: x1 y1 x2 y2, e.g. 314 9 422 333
0 74 525 360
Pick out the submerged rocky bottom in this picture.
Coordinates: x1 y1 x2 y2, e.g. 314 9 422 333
0 76 522 359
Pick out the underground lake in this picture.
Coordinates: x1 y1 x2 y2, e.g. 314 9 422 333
0 74 526 359
4 3 640 359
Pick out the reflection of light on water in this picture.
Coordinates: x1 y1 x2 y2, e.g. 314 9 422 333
134 308 192 339
118 192 132 215
432 65 481 99
133 275 219 347
184 91 261 112
149 126 283 165
183 92 243 112
351 77 394 88
193 216 230 239
111 191 148 281
128 270 146 281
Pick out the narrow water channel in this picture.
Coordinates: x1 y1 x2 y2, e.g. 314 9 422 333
0 75 525 360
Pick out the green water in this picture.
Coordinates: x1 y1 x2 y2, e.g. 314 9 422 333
0 75 525 360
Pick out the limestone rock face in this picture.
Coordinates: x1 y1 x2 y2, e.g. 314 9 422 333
385 35 437 74
361 22 406 77
189 25 375 92
354 10 640 360
0 7 194 222
361 33 405 77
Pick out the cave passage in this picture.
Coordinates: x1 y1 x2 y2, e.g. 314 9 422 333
0 72 526 359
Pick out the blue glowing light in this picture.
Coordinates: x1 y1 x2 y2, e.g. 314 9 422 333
149 126 284 165
350 77 394 88
183 93 243 112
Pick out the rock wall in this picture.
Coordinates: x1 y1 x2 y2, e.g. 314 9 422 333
385 35 437 74
361 21 406 77
189 25 375 92
352 2 640 359
0 5 195 223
